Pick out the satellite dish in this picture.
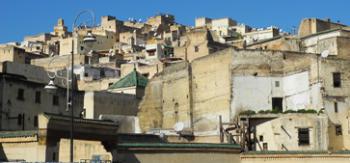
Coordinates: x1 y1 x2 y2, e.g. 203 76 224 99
173 122 184 132
321 50 329 58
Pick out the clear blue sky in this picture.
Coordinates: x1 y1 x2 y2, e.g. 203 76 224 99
1 0 349 43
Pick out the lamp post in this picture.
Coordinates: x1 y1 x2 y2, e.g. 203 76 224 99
45 10 96 162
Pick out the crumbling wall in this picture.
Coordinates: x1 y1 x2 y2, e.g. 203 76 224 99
191 48 233 133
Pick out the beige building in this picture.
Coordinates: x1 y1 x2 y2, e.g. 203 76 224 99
0 45 43 64
138 47 350 150
0 62 84 131
246 36 300 51
253 114 328 151
0 113 118 162
174 27 230 62
298 18 346 37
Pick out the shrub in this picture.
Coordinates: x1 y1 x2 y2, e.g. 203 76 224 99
239 110 256 116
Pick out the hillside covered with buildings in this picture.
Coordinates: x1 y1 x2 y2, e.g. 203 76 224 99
1 13 350 162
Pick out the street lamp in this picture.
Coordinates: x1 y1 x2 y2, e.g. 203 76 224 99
44 10 96 162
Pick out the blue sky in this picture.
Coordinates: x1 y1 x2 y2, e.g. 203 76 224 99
1 0 349 43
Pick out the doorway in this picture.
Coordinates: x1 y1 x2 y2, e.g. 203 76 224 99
272 97 283 112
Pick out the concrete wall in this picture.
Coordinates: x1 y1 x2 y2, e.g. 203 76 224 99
58 139 111 162
191 48 233 133
0 142 46 162
247 37 300 51
0 62 84 130
255 114 328 151
298 18 346 37
241 153 350 163
321 59 350 150
116 152 240 163
0 46 26 64
84 91 139 119
232 71 321 112
174 28 211 62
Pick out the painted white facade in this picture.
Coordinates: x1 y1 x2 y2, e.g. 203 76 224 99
302 30 350 54
145 44 163 60
244 27 279 44
231 71 322 114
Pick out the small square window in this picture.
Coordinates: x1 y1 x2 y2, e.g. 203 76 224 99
17 89 24 101
298 128 310 146
275 81 280 87
335 125 342 135
259 135 264 141
194 46 199 52
53 95 59 106
263 143 268 150
333 72 341 87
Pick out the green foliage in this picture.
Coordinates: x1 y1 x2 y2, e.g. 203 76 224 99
256 109 318 114
283 110 297 114
239 110 256 116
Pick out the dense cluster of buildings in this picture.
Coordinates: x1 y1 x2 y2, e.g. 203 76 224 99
1 13 350 162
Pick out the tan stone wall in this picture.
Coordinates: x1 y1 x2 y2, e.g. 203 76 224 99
161 62 191 129
247 37 300 51
116 152 240 163
77 78 118 91
0 46 26 64
59 139 111 162
255 114 328 151
31 54 86 71
321 59 350 150
138 77 163 131
84 91 140 119
121 63 162 79
0 142 46 162
191 48 233 133
174 29 211 62
298 18 345 37
138 48 320 139
241 154 350 163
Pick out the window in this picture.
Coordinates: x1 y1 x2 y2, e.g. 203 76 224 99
142 73 150 78
80 46 84 51
17 114 22 126
334 102 338 113
17 89 24 101
333 72 341 87
53 95 59 106
194 46 199 52
335 125 342 135
35 91 41 104
34 116 38 127
275 81 280 87
263 143 268 151
147 50 156 56
298 128 310 145
259 135 264 141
